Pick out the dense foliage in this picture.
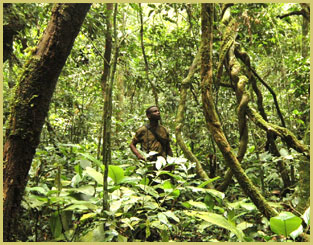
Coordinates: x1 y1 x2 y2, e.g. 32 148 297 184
3 3 310 242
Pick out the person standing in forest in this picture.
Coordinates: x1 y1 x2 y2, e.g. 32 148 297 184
130 106 173 165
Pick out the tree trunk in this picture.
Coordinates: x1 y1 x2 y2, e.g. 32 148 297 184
175 50 211 183
3 3 91 241
102 3 119 211
139 3 159 107
200 3 277 219
100 4 113 96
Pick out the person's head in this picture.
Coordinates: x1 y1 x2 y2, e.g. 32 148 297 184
146 106 161 121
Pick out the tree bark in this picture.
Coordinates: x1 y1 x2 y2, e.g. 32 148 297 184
175 50 211 182
3 3 91 241
246 107 309 155
200 3 277 219
234 45 291 189
139 3 159 107
100 4 113 96
102 3 119 211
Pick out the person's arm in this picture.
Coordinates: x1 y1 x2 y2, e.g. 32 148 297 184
130 139 146 161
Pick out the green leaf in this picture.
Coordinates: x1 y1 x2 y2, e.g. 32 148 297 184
163 211 180 222
49 212 62 238
158 171 183 180
150 220 167 230
184 211 245 241
27 186 47 195
74 164 83 177
24 194 47 208
129 3 140 12
186 186 225 200
279 148 289 157
79 224 105 242
162 180 173 189
64 202 97 211
79 153 103 169
138 184 159 198
84 167 103 185
79 159 92 169
158 212 169 226
140 177 149 185
198 176 220 188
270 212 302 237
117 234 128 242
206 189 225 200
71 185 95 196
182 201 191 209
80 213 96 221
145 220 151 239
160 229 169 242
109 165 125 184
187 200 208 210
240 202 256 211
170 189 180 198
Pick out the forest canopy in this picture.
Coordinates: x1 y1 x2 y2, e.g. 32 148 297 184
2 3 310 242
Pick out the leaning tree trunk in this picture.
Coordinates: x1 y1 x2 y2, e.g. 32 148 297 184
3 3 91 241
175 50 211 183
200 3 277 219
234 46 291 189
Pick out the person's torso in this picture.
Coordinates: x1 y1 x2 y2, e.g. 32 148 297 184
138 125 169 158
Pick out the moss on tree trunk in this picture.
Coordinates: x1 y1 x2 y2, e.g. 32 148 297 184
175 50 211 182
3 3 91 241
201 3 277 219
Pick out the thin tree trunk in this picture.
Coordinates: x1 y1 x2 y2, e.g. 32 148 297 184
3 3 91 241
216 19 249 192
175 50 211 182
100 4 113 96
139 3 159 107
246 107 309 155
234 48 286 128
101 3 113 211
102 3 119 211
200 3 277 219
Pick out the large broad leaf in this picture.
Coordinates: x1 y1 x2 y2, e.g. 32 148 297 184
27 186 48 195
109 165 125 184
187 200 208 210
184 211 244 241
71 185 95 196
163 211 180 222
138 184 159 198
80 213 96 222
158 212 169 226
79 224 105 242
24 194 47 208
64 200 97 211
84 167 103 185
186 186 225 200
79 153 103 169
270 212 302 237
49 212 62 238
